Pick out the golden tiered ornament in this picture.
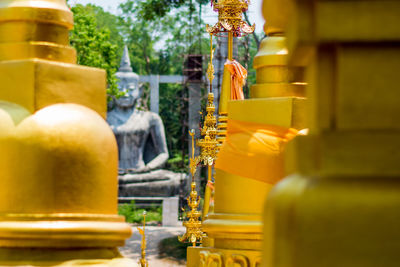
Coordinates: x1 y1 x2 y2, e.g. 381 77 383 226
179 36 220 245
206 0 255 37
179 130 203 247
206 0 255 148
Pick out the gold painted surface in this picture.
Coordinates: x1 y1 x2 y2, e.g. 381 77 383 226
0 42 76 63
261 1 400 267
316 1 400 42
228 98 306 130
306 45 400 132
216 66 230 147
0 104 120 213
0 102 131 260
0 248 139 267
218 67 232 116
253 36 288 69
0 22 70 44
264 175 400 267
0 1 73 28
251 83 305 98
0 0 74 63
252 34 306 103
262 0 293 35
0 0 106 117
0 59 106 118
0 0 132 265
336 45 400 129
213 170 272 215
286 132 400 177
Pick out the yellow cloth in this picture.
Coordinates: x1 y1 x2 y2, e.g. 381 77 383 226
215 119 298 184
225 60 246 100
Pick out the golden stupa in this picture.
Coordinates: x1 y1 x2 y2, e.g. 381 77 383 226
0 0 135 266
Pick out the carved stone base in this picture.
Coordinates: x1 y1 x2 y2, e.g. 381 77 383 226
118 169 187 197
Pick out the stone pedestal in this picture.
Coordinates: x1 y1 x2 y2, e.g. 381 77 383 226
119 170 186 197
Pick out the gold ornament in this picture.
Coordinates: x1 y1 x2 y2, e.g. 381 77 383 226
178 130 203 247
206 0 255 37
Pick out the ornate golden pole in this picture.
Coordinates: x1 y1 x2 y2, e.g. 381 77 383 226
228 32 233 60
207 0 254 146
201 35 218 220
138 211 148 267
178 130 202 247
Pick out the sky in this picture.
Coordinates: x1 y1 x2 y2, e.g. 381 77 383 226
69 0 265 34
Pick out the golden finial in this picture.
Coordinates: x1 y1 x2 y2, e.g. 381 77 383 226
137 211 148 267
197 92 218 219
206 0 255 37
178 130 202 247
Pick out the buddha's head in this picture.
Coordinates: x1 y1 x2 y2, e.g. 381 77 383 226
115 45 140 109
115 72 140 108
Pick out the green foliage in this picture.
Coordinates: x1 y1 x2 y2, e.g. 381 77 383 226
69 4 122 100
158 236 189 261
118 201 162 224
133 0 209 21
159 83 188 158
166 152 189 173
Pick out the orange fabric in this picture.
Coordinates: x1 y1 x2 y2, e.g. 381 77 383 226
225 60 246 100
207 180 215 191
215 119 298 185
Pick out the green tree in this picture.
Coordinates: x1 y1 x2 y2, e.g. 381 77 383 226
69 4 122 99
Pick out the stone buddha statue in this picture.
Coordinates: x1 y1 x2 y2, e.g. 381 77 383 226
107 46 168 174
107 46 184 197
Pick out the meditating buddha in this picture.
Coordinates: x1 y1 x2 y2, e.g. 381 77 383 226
107 46 169 174
107 46 184 197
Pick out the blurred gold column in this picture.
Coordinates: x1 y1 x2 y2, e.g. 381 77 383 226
187 15 306 267
262 0 400 267
0 0 135 266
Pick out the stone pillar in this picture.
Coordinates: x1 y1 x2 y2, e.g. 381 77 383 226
262 1 400 267
149 74 160 114
0 0 135 266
